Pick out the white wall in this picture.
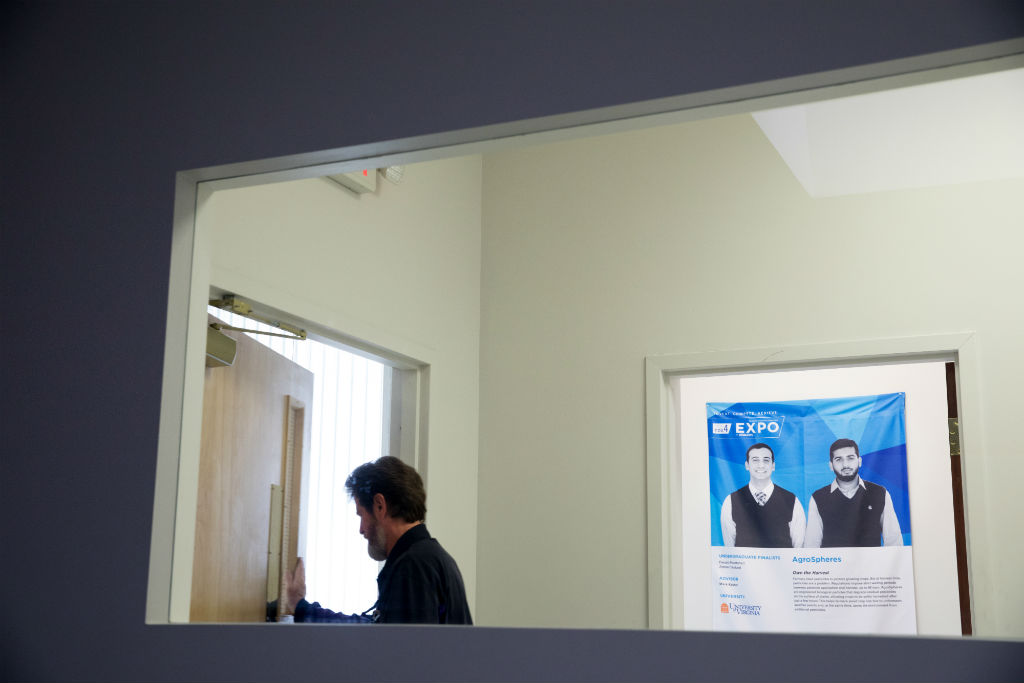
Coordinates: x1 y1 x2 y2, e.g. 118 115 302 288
173 156 483 618
477 113 1024 635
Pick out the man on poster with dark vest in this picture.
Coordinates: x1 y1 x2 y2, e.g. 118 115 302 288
804 438 903 548
720 442 806 548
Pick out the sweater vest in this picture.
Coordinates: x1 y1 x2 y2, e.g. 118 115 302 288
811 480 886 547
731 485 796 548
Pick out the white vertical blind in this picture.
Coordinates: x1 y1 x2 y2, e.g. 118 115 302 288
208 306 386 613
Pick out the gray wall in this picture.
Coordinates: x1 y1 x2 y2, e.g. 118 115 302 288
3 2 1023 680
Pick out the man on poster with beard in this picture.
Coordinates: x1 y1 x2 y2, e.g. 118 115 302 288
804 438 903 548
280 456 472 624
720 442 806 548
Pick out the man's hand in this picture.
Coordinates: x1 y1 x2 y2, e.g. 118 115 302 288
284 557 306 615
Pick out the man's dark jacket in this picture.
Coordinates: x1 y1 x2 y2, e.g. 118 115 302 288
293 524 472 624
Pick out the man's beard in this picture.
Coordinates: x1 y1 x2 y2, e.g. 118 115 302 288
835 465 859 483
367 523 388 562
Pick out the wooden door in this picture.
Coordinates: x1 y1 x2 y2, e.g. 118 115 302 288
190 323 313 622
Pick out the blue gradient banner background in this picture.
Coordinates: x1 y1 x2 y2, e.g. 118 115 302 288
708 393 910 546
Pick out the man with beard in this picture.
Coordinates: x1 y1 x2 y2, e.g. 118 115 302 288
720 442 805 548
282 456 472 624
804 438 903 548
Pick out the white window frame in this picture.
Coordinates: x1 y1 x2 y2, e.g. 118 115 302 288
146 46 1019 625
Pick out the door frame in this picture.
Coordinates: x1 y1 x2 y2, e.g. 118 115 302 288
644 333 982 630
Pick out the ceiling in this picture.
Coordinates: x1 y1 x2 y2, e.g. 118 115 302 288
753 67 1024 197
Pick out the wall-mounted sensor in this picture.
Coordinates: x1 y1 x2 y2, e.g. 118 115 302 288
381 165 405 184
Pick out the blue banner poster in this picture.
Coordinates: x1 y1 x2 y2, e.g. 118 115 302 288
707 393 917 634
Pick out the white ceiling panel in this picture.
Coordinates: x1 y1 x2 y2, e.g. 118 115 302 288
753 68 1024 197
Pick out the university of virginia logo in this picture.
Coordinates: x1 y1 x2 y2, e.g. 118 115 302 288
723 602 762 616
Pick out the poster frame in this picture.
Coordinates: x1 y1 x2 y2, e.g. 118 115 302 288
644 332 978 631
